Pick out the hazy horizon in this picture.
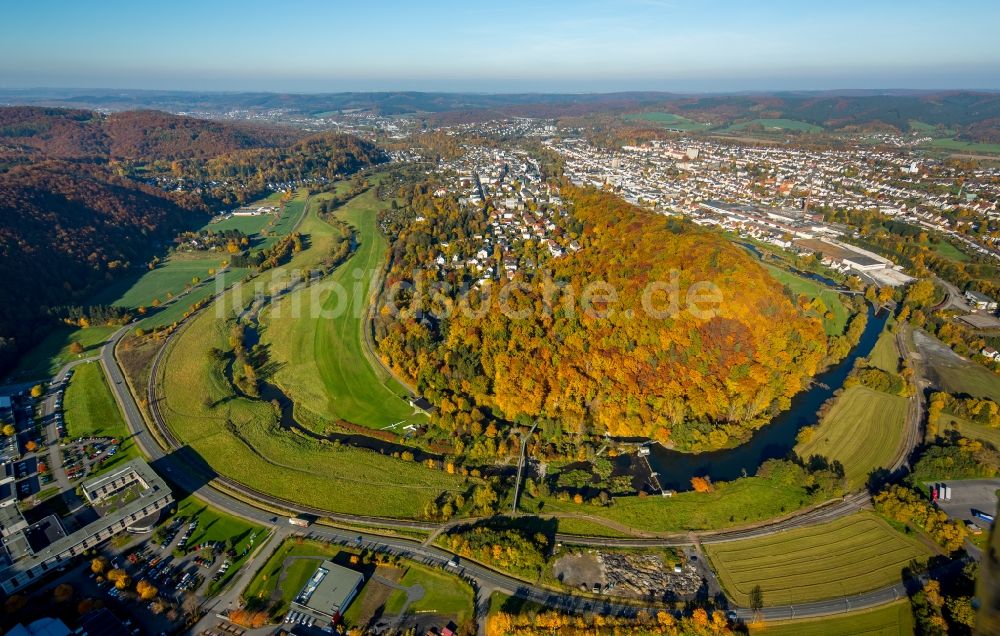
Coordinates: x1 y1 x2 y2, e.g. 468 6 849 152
3 0 999 93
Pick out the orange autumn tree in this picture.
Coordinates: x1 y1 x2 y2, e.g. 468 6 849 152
691 476 713 493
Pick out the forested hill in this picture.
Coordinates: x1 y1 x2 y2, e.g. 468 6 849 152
377 186 828 451
0 162 193 370
0 106 299 161
0 106 384 377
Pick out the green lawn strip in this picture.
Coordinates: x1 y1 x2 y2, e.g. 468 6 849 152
208 214 274 236
795 386 909 487
262 187 424 429
623 111 713 131
62 360 140 474
95 191 308 311
64 361 127 436
554 517 634 538
750 599 915 636
382 562 474 621
938 412 1000 448
532 477 812 534
705 512 932 606
9 326 117 381
869 319 900 374
927 138 1000 155
762 264 848 336
257 198 309 248
725 118 823 132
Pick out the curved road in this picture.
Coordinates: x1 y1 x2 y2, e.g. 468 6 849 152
92 219 935 630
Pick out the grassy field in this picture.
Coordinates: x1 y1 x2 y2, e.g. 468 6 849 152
706 512 932 606
795 386 908 487
94 254 225 310
939 363 1000 403
939 413 1000 448
763 264 848 336
94 192 306 312
909 120 954 136
260 198 308 247
928 138 1000 155
208 214 274 236
924 239 970 263
242 538 341 610
488 591 547 616
534 477 813 534
869 329 900 373
62 361 140 473
554 517 633 538
262 188 425 430
383 563 474 622
137 267 248 331
725 118 823 133
930 355 1000 403
64 361 126 435
159 190 468 518
623 111 713 131
752 600 915 636
8 325 117 381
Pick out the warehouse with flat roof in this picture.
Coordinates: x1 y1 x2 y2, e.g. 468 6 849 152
289 560 364 625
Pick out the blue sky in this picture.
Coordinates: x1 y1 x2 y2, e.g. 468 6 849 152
2 0 998 92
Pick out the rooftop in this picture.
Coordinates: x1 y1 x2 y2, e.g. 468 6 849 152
291 560 364 619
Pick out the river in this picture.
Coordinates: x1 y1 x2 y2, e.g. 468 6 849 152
645 305 887 490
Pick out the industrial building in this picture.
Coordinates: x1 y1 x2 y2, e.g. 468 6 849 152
288 560 365 625
0 459 172 594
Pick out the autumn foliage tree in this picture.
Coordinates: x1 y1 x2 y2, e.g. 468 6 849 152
106 569 131 590
228 609 269 628
690 476 713 493
53 583 74 603
90 557 109 574
136 579 158 601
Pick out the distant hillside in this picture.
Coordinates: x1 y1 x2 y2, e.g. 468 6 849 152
657 92 1000 139
0 106 299 161
2 88 997 141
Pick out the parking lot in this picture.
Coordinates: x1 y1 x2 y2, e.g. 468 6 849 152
928 478 1000 532
60 436 123 481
